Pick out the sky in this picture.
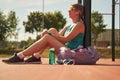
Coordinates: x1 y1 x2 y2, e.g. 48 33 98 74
0 0 119 41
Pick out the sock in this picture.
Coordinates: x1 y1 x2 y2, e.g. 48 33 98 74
17 52 25 59
33 53 40 59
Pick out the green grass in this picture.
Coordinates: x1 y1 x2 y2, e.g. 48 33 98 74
41 49 49 58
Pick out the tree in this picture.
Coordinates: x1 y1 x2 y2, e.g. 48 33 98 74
0 10 7 40
6 11 19 39
91 11 107 45
23 11 43 35
23 11 66 37
0 10 18 41
44 11 66 30
54 11 66 30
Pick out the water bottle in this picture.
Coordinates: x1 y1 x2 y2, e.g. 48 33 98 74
49 48 55 64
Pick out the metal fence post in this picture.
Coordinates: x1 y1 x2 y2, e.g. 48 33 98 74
83 0 91 48
112 0 115 61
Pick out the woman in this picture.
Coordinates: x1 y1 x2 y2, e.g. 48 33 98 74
2 3 85 63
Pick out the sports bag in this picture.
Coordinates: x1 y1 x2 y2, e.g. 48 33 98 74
58 46 99 64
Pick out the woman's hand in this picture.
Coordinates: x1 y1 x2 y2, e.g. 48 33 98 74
41 29 48 37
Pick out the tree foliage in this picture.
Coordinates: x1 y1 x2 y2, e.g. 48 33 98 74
6 11 18 38
0 10 7 40
91 11 107 45
23 11 66 35
23 11 44 33
0 10 18 41
44 11 66 30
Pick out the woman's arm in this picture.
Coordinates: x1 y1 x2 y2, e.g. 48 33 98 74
51 22 85 43
59 25 68 36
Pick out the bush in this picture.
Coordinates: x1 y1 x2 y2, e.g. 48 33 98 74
0 49 22 55
96 48 120 59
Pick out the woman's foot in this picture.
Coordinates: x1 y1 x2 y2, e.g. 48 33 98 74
2 53 24 63
25 55 42 64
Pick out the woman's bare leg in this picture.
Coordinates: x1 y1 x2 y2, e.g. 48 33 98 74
32 46 47 58
32 28 61 57
20 34 65 57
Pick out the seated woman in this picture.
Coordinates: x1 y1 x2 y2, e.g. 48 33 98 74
2 3 85 63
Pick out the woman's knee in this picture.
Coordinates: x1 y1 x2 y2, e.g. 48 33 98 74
48 28 58 34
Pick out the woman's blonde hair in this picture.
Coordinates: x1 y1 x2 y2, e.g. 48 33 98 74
72 3 84 19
